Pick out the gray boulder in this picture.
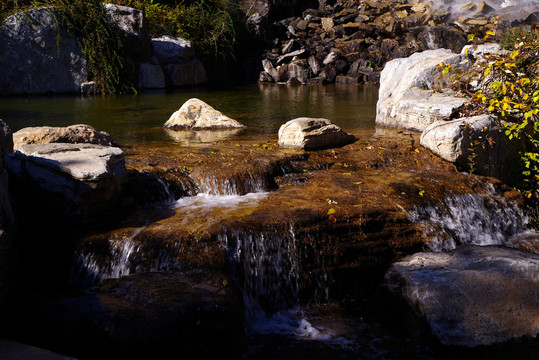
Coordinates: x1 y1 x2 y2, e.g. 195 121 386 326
7 143 127 219
383 245 539 347
138 63 166 89
420 115 525 182
164 98 245 130
0 7 87 95
151 36 195 64
103 4 150 61
278 118 356 150
13 124 118 151
376 49 465 131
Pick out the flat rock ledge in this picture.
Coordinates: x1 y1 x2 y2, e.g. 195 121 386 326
13 124 118 151
163 98 245 130
7 143 127 220
278 117 356 150
382 245 539 347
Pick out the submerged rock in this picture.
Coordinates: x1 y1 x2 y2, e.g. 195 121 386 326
7 143 126 220
0 7 87 95
13 124 118 151
164 98 245 130
376 49 465 131
50 270 245 359
382 245 539 347
278 117 356 150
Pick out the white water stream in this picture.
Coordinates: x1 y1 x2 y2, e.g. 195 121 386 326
409 185 538 252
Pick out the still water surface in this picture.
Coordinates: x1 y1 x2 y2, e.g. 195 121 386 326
0 84 378 145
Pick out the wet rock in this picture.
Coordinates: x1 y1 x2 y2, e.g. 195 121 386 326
0 120 14 311
49 270 246 359
382 245 539 347
376 49 465 131
7 143 127 220
262 59 279 81
164 98 245 130
287 60 309 84
0 7 87 95
151 36 195 64
420 115 524 182
13 124 118 151
278 117 356 150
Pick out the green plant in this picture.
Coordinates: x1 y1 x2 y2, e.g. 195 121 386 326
469 29 539 200
49 0 132 94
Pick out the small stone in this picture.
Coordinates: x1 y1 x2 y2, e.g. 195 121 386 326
278 117 355 150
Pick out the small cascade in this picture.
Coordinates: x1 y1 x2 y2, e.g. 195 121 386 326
70 227 180 287
221 226 300 322
409 185 537 252
195 173 274 196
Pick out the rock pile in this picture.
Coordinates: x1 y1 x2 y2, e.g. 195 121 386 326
254 0 538 85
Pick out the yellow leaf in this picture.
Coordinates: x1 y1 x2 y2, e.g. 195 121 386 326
353 181 363 185
484 68 491 76
502 86 507 95
327 208 336 215
486 30 496 36
464 47 469 57
419 190 425 197
223 279 228 287
342 173 352 175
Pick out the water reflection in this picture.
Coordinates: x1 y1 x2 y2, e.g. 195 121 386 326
164 128 244 145
0 84 378 146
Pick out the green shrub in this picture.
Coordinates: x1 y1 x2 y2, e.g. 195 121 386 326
469 30 539 200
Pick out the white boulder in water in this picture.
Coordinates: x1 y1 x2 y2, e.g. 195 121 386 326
383 245 539 347
278 117 356 150
376 49 465 131
164 98 245 130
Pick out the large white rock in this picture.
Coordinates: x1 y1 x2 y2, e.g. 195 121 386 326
383 245 539 347
376 49 465 131
0 8 87 95
278 117 356 150
164 98 245 130
13 124 118 151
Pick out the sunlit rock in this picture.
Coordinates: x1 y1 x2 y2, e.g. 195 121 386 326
383 245 539 347
7 143 126 220
376 49 465 131
164 98 245 130
278 117 355 150
13 124 118 151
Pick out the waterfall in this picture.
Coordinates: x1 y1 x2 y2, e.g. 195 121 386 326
220 226 300 322
409 185 538 252
70 226 180 287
